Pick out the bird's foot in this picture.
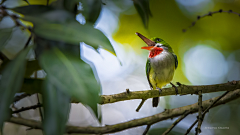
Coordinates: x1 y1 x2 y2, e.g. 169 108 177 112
176 82 182 86
156 87 162 95
170 82 178 95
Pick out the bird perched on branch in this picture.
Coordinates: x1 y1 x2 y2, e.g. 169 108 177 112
136 32 178 107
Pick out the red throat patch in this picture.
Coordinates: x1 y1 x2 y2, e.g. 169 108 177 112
149 47 163 58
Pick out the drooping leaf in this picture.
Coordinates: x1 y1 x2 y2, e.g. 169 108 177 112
133 0 152 28
0 28 13 51
23 15 116 55
63 0 79 14
39 48 100 117
43 79 70 135
80 0 102 24
11 5 54 15
25 60 42 77
0 46 32 131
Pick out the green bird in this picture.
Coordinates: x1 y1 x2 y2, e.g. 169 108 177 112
136 32 178 107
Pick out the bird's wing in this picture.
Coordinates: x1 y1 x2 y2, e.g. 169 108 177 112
146 58 153 89
172 53 178 69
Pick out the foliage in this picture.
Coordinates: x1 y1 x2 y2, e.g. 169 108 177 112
0 0 151 134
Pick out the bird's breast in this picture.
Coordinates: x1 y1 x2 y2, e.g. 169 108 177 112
149 51 175 89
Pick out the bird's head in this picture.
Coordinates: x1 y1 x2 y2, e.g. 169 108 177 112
136 32 173 58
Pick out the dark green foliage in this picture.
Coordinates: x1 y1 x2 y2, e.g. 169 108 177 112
0 28 12 51
39 48 100 117
43 79 70 135
0 0 150 134
80 0 102 24
133 0 152 28
0 46 32 131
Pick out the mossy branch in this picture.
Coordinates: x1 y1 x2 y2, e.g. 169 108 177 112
8 89 240 134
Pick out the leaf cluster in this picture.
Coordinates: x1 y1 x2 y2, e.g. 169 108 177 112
0 0 151 134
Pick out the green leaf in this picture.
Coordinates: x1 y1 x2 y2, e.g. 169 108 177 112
0 28 13 51
23 15 116 55
39 48 100 117
133 0 152 28
64 0 79 14
80 0 102 24
43 79 70 135
0 46 32 131
11 5 54 15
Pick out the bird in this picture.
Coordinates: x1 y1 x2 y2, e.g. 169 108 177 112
136 32 178 107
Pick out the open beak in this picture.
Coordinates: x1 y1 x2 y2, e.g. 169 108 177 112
136 32 156 49
141 46 154 50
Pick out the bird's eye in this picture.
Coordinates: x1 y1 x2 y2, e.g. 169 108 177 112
156 38 161 42
156 45 161 47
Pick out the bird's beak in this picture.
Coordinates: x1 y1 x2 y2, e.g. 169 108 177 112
141 46 154 50
136 32 156 47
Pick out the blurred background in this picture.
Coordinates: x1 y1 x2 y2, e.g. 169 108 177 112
2 0 240 135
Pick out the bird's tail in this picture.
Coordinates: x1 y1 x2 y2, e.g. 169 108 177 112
152 97 159 107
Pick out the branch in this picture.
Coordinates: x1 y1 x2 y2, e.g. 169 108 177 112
143 125 151 135
20 79 240 104
162 111 190 135
8 89 240 134
183 9 240 32
12 103 42 114
196 90 203 134
100 81 240 104
185 91 230 135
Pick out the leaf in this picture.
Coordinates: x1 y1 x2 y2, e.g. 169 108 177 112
11 5 54 15
0 28 13 51
133 0 152 28
23 15 116 55
0 46 32 131
43 79 70 135
80 0 102 24
39 48 100 117
63 0 79 14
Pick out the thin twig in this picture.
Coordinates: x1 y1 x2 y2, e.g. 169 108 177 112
14 93 30 103
24 34 32 49
185 120 197 135
12 103 42 114
143 125 151 135
34 71 44 122
185 91 230 135
183 9 240 32
196 90 203 135
162 111 190 135
136 99 146 112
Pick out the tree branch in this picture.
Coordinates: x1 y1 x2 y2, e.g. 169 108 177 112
20 79 240 104
12 103 42 114
185 91 230 135
8 89 240 134
162 111 190 135
196 90 203 134
100 81 239 104
182 9 240 32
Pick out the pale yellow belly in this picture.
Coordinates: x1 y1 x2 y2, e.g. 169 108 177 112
148 52 175 89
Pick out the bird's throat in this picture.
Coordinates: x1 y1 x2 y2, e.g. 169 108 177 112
149 48 163 58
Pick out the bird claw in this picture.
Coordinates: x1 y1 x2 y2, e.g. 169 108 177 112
156 87 162 94
170 82 178 95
